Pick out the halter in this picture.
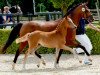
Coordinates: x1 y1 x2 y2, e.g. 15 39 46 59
81 3 93 22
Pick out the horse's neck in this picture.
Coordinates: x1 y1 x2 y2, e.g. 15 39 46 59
68 14 81 26
56 18 67 36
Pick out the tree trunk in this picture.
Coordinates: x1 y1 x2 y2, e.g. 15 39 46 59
95 0 100 22
61 6 67 15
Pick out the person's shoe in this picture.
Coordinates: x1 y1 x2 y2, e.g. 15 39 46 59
74 48 84 54
84 60 92 65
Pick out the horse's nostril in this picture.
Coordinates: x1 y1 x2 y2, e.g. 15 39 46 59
75 27 77 29
73 26 77 29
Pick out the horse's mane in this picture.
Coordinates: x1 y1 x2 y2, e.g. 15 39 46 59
63 3 82 17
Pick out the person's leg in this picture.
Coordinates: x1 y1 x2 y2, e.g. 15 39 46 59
75 34 92 64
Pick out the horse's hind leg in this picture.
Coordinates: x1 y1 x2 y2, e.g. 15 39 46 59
23 45 38 69
12 42 27 70
31 45 46 68
23 49 30 69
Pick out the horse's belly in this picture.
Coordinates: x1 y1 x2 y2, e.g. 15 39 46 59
39 42 56 48
39 39 58 48
39 37 65 48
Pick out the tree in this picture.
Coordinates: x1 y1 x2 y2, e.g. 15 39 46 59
95 0 100 22
50 0 74 14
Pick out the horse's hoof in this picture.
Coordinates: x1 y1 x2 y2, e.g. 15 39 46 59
54 64 59 69
22 66 26 70
42 62 46 66
89 59 92 62
79 61 82 63
12 67 14 70
37 64 40 68
12 63 15 70
41 57 46 66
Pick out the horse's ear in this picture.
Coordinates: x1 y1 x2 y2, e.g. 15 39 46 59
85 2 88 5
85 0 90 6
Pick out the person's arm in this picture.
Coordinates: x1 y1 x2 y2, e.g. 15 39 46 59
88 23 100 32
5 12 12 24
5 18 10 23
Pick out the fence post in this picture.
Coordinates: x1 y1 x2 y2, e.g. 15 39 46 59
28 13 33 21
95 1 100 22
17 14 20 23
45 12 51 21
53 11 56 20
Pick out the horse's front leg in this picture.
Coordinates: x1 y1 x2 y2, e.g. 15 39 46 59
54 48 61 68
54 49 63 68
61 45 82 63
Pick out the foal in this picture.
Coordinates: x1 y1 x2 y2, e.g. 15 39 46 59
16 17 79 69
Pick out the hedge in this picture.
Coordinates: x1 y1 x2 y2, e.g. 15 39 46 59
0 27 100 54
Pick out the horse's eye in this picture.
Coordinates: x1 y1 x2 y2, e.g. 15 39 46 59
82 8 85 12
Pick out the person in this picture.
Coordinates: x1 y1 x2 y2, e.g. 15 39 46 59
75 18 100 65
16 5 23 14
0 9 4 28
3 6 13 29
10 5 22 14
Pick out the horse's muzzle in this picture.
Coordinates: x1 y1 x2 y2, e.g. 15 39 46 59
72 25 77 30
87 15 94 22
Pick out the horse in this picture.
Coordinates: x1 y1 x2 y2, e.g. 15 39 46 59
15 17 80 69
1 3 94 69
9 5 22 14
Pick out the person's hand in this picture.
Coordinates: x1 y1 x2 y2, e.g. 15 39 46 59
98 29 100 32
97 28 100 32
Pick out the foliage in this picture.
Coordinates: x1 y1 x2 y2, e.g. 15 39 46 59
37 3 46 12
50 0 74 14
0 27 100 54
0 0 100 13
0 29 19 54
86 28 100 54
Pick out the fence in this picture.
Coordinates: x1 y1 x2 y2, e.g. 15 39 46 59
0 13 22 28
0 9 99 29
90 9 100 21
35 11 63 21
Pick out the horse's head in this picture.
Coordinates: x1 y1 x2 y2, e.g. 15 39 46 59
68 3 94 24
62 17 77 31
67 17 77 29
9 5 22 14
79 3 94 22
9 6 18 13
56 16 77 36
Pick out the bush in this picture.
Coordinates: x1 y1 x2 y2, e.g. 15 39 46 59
86 28 100 54
0 29 19 54
0 28 100 54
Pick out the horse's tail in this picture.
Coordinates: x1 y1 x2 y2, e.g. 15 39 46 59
16 33 30 44
2 23 23 53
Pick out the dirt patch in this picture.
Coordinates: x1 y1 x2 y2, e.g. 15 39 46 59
0 54 100 75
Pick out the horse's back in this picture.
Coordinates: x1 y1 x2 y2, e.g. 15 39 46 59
20 20 59 36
